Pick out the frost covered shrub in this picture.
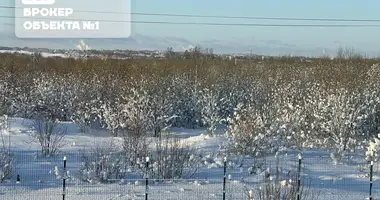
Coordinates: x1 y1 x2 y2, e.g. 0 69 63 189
70 76 103 133
125 132 199 180
147 78 177 137
25 74 71 156
170 75 202 129
316 89 373 162
29 74 74 121
226 80 315 156
121 130 150 173
226 101 284 157
31 119 67 156
247 173 319 200
100 102 123 137
246 153 320 200
292 83 330 147
0 79 11 115
0 115 12 183
148 133 199 180
226 76 379 162
96 81 153 137
79 142 124 184
0 150 12 183
199 86 225 136
120 84 153 171
120 87 153 137
364 64 380 134
366 134 380 162
268 81 313 148
0 114 10 146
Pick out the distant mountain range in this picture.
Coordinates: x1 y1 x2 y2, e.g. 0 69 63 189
0 32 355 57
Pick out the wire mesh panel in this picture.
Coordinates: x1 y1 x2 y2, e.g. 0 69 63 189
372 161 380 200
225 151 302 200
146 179 223 200
63 151 147 200
302 151 369 200
0 150 377 200
0 151 64 200
66 182 146 200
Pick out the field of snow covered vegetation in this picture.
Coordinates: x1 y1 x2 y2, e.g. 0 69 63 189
1 51 380 199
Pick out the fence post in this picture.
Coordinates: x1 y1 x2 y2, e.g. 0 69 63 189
370 161 373 200
297 153 302 200
63 156 67 200
228 174 232 199
16 174 20 184
223 157 227 200
248 190 253 200
145 156 149 200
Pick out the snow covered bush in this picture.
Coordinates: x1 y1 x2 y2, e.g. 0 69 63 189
0 150 13 183
147 79 177 137
170 75 202 129
29 74 74 121
245 153 320 200
366 133 380 162
218 79 259 127
100 102 123 137
70 76 103 133
79 142 124 184
120 83 152 170
247 174 319 200
226 101 284 157
30 119 67 156
24 74 73 156
0 78 11 115
319 89 371 162
363 64 380 137
268 81 314 149
124 132 201 181
0 115 10 148
119 87 153 137
0 115 12 183
148 133 199 180
199 86 225 136
121 130 150 173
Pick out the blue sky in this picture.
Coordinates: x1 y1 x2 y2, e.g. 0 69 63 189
1 0 380 54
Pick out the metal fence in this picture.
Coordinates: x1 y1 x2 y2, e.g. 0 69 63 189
0 150 378 200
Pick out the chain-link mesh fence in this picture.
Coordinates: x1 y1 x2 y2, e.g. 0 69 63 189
0 150 377 200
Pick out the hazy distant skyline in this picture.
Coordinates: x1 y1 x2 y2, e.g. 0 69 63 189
1 0 380 55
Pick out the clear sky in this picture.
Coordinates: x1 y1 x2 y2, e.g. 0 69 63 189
1 0 380 54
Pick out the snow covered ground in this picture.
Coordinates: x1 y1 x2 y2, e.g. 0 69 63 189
0 50 71 58
0 118 378 200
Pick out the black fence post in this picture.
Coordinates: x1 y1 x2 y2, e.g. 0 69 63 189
16 174 20 184
223 157 227 200
63 156 67 200
297 153 302 200
370 161 373 200
145 156 149 200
